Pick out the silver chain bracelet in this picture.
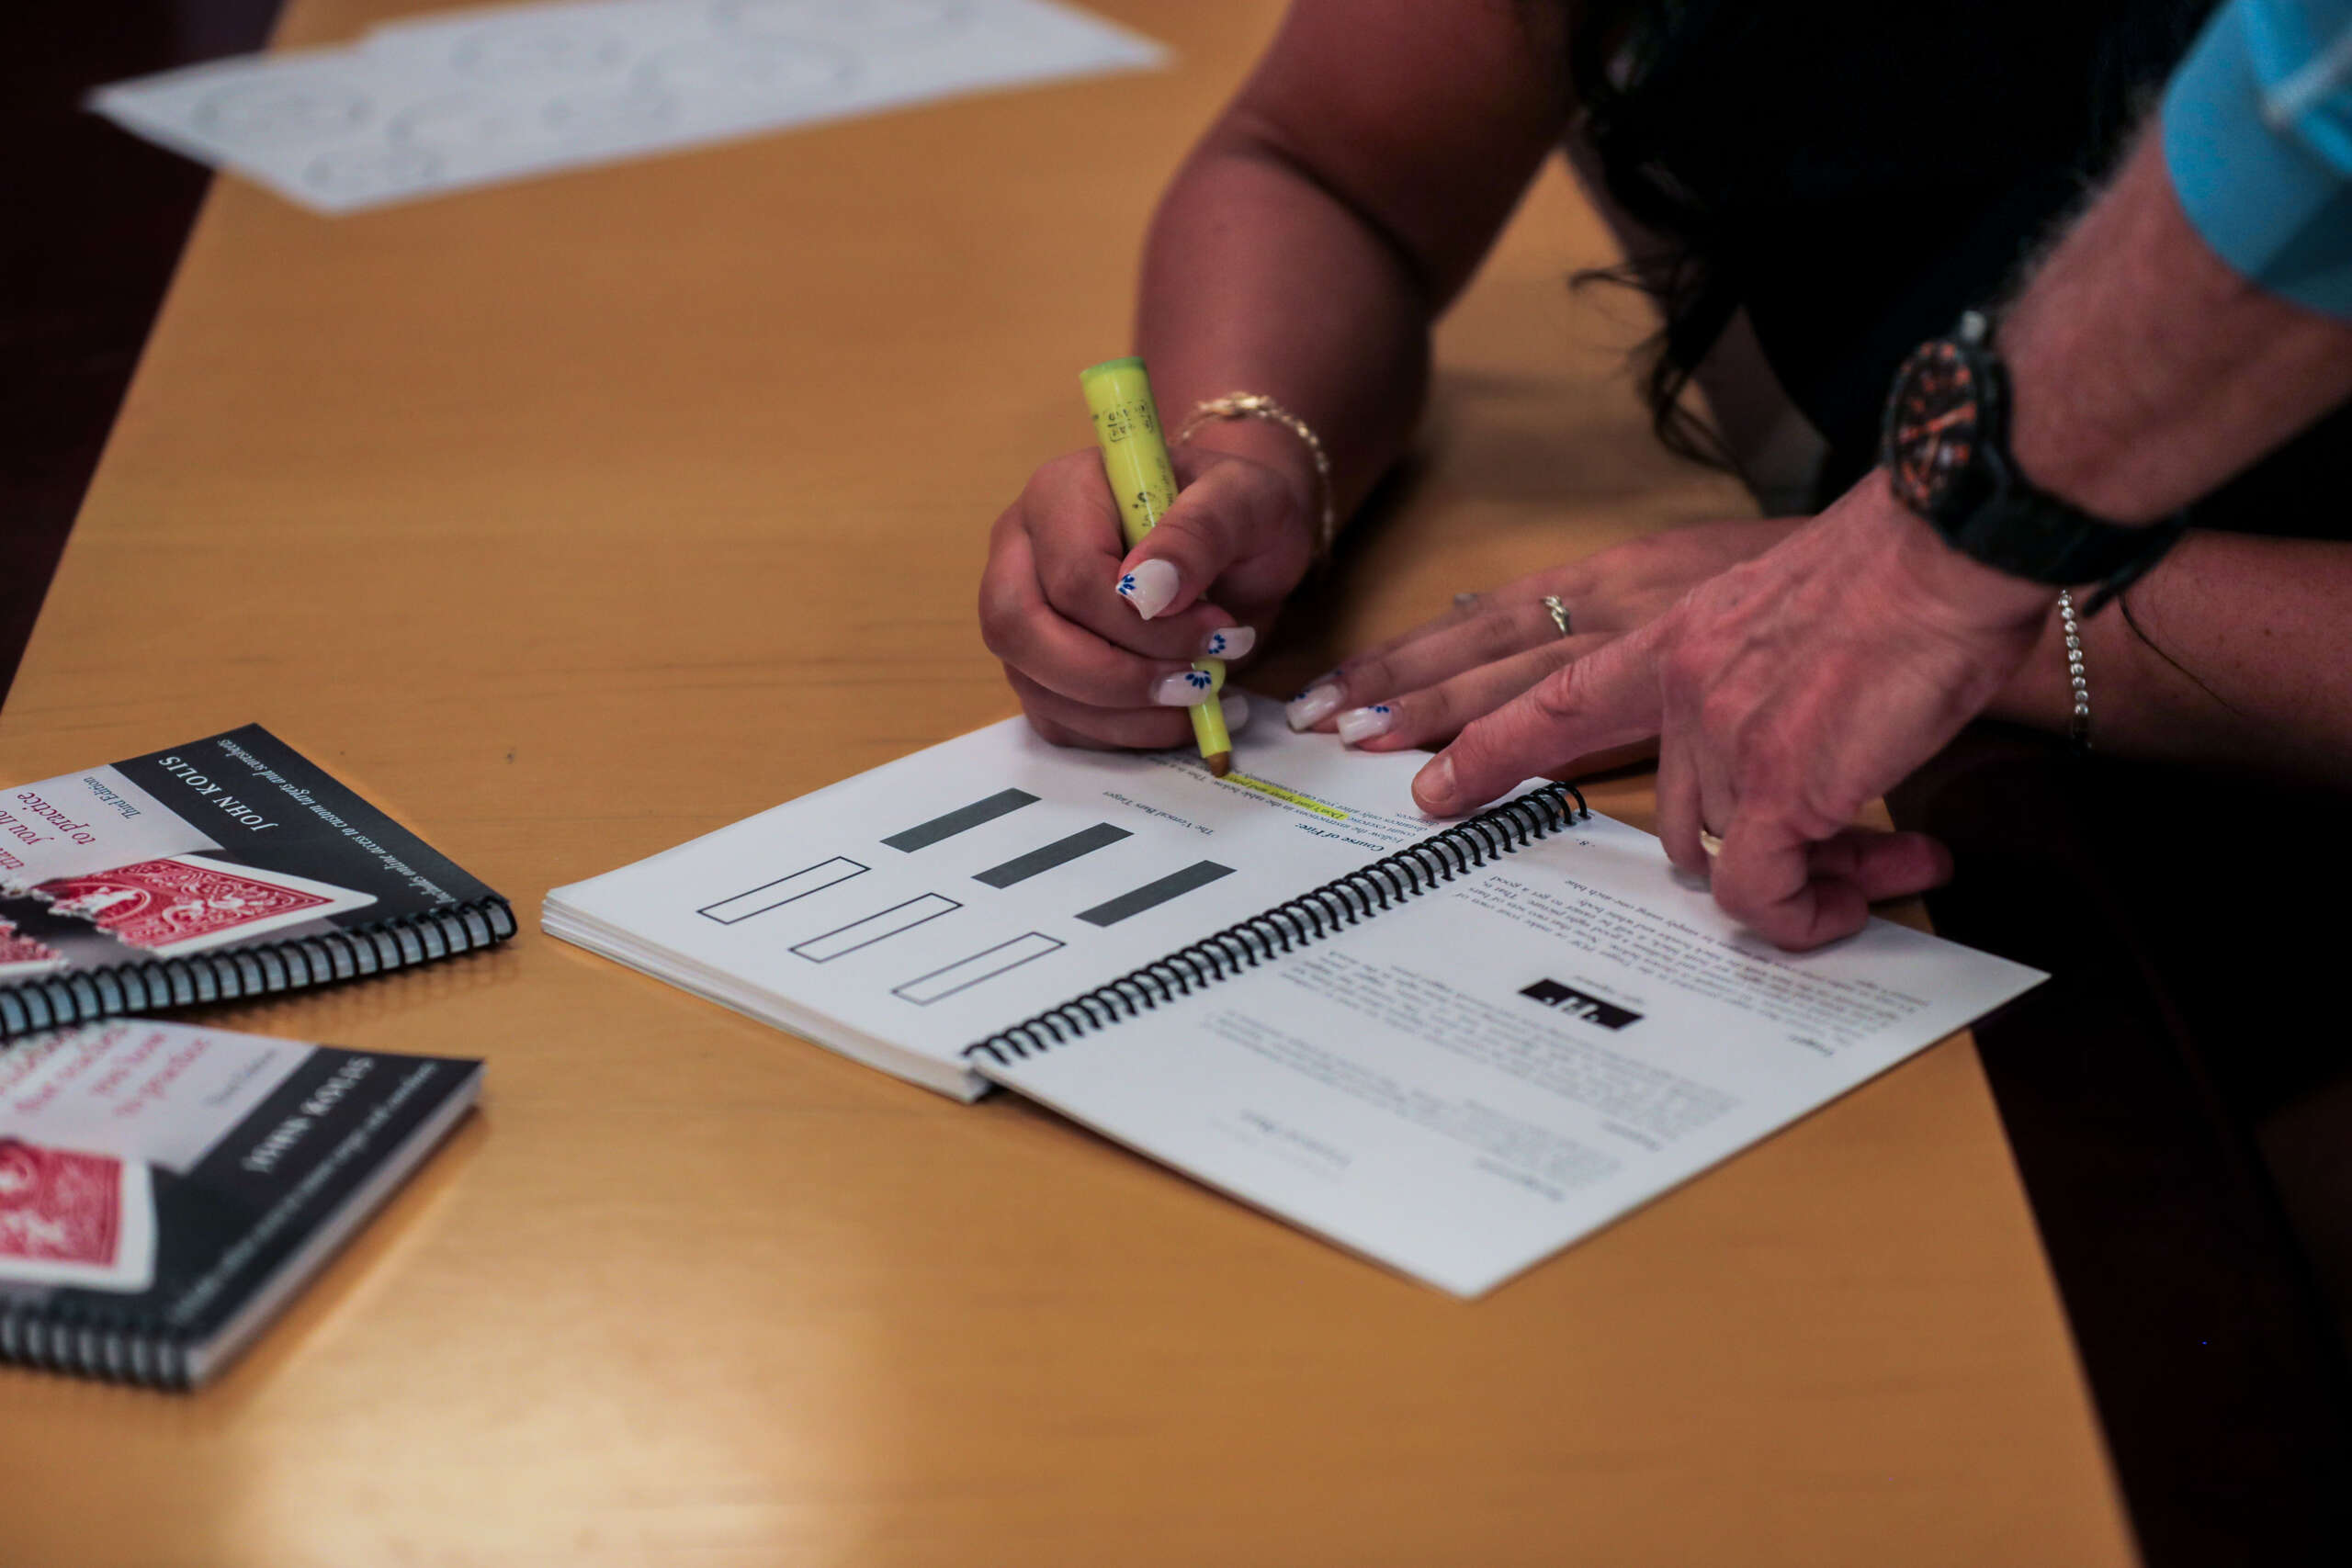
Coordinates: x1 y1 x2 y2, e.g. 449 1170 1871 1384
2059 589 2092 752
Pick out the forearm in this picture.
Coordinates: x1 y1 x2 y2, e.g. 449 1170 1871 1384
1136 138 1433 515
1974 31 2352 774
1991 533 2352 781
1131 0 1569 516
2002 130 2352 525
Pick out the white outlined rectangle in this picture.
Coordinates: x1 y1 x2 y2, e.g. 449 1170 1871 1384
699 857 867 925
790 894 961 963
894 931 1066 1005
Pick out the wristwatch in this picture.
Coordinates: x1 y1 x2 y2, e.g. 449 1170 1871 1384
1880 310 2185 610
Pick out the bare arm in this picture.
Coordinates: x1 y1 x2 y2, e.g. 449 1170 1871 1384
1985 125 2352 780
1138 0 1570 509
2002 143 2352 525
1995 534 2352 783
1303 120 2352 785
1419 123 2352 948
979 0 1569 751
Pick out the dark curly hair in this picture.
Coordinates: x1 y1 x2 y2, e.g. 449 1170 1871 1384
1560 0 2220 479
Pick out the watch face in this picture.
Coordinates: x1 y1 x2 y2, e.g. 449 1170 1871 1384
1884 339 1986 518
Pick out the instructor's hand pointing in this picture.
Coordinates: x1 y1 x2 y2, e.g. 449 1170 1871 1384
1411 474 2052 949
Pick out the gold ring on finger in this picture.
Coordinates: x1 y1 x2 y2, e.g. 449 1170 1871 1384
1541 595 1572 638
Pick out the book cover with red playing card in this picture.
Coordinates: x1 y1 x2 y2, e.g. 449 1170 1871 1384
1 726 514 1038
0 1018 481 1387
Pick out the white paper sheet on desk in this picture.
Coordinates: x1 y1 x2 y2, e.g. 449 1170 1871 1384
88 0 1166 214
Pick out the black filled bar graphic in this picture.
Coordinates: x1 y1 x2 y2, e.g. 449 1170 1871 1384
1075 861 1236 928
893 931 1066 1005
972 823 1132 888
882 788 1040 852
790 893 961 962
697 856 867 925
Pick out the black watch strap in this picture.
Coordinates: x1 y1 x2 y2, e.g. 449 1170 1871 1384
1944 476 2189 611
1883 313 2188 611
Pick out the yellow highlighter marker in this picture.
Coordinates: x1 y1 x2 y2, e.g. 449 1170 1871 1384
1080 355 1235 776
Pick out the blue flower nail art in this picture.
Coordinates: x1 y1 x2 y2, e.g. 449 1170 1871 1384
1117 572 1139 598
1372 704 1392 715
1183 670 1214 691
1206 630 1229 655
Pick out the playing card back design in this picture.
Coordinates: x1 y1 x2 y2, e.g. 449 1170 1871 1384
0 919 63 972
0 1141 125 1268
40 859 334 951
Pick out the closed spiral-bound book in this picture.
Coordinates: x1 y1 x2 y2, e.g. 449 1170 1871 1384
548 705 2045 1295
2 725 514 1038
0 1018 481 1387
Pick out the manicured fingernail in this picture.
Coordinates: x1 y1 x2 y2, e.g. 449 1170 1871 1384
1220 693 1252 731
1151 669 1220 706
1285 680 1343 731
1202 625 1255 660
1335 705 1396 746
1412 754 1456 812
1114 558 1180 620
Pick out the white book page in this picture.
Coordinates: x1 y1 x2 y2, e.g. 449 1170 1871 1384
985 811 2046 1297
547 697 1498 1087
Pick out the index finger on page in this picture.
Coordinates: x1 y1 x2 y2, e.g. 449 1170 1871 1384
1411 626 1666 815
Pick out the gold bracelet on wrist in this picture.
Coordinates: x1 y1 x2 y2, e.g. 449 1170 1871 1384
1174 392 1338 562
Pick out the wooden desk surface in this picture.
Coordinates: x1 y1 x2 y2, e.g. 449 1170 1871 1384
0 3 2133 1562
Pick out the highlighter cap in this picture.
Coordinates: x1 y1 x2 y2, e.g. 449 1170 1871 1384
1079 355 1148 386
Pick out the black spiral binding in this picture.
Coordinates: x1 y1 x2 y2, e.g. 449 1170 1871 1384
0 1292 194 1389
0 896 517 1042
964 783 1588 1069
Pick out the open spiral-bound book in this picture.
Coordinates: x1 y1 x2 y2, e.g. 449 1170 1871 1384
546 698 2042 1295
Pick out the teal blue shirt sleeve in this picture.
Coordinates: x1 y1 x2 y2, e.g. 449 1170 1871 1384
2164 0 2352 319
